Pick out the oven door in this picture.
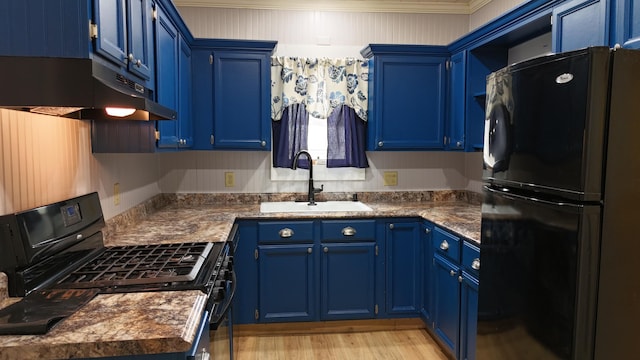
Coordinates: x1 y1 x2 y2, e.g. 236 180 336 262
210 271 236 360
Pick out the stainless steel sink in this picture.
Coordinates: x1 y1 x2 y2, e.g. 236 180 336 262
259 201 373 213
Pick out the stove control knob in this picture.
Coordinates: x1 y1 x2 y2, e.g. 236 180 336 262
215 280 225 288
212 287 225 302
219 269 227 280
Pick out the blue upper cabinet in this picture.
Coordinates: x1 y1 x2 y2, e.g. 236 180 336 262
447 51 466 151
94 0 154 82
552 0 609 52
190 40 276 150
212 51 271 150
0 0 90 57
178 35 193 148
613 0 640 48
362 45 448 151
155 4 179 148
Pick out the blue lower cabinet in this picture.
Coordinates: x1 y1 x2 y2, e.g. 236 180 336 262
385 221 423 315
433 254 461 356
321 242 376 320
460 271 479 360
421 221 435 324
258 244 316 322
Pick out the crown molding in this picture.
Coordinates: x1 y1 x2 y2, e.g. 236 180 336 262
171 0 493 15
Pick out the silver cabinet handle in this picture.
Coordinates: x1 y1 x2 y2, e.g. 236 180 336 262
261 140 266 147
458 276 463 283
136 59 142 67
323 246 328 253
456 141 462 147
342 227 356 236
128 53 135 62
425 228 431 234
378 141 384 147
389 223 394 229
440 240 449 251
450 270 456 277
307 248 312 254
278 228 294 238
471 258 480 270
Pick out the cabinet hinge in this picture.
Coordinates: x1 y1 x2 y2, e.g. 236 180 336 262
210 134 215 145
550 14 553 26
209 54 213 65
375 245 379 256
254 248 258 260
374 304 379 315
446 60 451 70
153 8 158 20
155 130 160 141
254 309 259 320
89 22 98 40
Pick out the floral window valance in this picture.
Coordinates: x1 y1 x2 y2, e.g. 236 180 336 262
271 57 369 121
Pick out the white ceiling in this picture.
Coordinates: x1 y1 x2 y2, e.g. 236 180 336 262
171 0 493 15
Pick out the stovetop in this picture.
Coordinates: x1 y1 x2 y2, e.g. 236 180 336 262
53 242 217 289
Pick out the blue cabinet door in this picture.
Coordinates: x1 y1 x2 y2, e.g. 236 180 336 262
552 0 609 52
178 35 193 148
460 271 479 360
258 244 316 322
232 221 259 325
614 0 640 48
94 0 153 80
190 49 214 150
94 0 127 66
448 51 466 150
126 0 153 80
321 242 376 320
212 51 270 150
154 5 179 148
421 221 434 324
369 54 447 150
433 254 460 356
385 221 422 314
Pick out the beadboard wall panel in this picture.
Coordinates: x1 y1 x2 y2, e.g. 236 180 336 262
0 109 161 219
468 0 527 31
178 7 470 50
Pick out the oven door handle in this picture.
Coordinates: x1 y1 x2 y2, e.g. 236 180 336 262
210 270 236 327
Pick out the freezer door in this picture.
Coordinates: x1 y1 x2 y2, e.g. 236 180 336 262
483 47 610 202
477 186 600 360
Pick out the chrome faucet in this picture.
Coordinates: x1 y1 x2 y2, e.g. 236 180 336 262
292 150 324 205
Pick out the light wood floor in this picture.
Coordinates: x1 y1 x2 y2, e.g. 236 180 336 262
234 329 449 360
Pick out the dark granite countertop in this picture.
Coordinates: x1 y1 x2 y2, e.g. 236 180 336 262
0 192 481 359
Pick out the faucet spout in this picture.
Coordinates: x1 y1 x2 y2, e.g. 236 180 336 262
292 150 323 205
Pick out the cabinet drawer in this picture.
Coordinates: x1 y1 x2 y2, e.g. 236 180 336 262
258 221 314 244
321 220 376 242
462 241 480 278
432 226 461 263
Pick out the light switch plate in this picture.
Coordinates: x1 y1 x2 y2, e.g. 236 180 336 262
225 172 235 187
383 171 398 186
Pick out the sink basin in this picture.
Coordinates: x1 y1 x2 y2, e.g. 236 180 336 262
260 201 373 213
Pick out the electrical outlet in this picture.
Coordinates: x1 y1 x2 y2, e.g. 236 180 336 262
114 182 121 206
225 172 235 187
383 171 398 186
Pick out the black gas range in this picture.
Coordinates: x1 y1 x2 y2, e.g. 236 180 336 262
0 192 235 336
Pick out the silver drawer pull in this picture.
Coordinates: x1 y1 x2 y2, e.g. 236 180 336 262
279 228 294 238
471 258 480 270
342 227 356 236
440 240 449 251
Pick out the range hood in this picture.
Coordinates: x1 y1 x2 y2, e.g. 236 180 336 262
0 56 176 121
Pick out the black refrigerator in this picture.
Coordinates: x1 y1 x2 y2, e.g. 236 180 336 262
478 46 640 360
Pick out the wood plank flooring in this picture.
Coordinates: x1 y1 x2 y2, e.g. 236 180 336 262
234 329 449 360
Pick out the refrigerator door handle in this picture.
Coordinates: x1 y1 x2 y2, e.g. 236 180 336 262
483 185 585 209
